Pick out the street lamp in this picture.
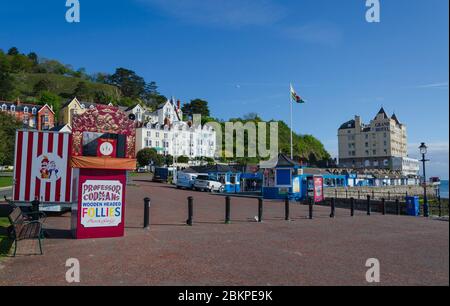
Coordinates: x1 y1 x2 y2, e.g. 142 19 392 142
419 143 430 217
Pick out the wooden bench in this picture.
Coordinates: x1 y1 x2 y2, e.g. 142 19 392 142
7 207 44 256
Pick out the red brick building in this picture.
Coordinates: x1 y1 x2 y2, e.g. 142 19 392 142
0 100 55 130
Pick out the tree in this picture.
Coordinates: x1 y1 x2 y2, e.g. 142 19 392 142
182 99 210 118
27 52 38 66
0 112 22 166
164 154 174 166
0 56 14 100
33 78 53 94
136 148 164 167
10 54 34 73
176 156 190 164
7 47 19 56
108 68 146 99
73 81 90 100
142 81 166 110
38 91 61 116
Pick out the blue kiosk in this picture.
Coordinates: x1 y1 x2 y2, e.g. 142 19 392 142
261 154 304 200
261 154 328 201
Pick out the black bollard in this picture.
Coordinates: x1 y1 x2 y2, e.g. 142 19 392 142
396 199 400 215
187 196 193 226
258 198 263 222
438 195 442 218
330 198 336 218
308 197 313 220
143 197 151 229
367 195 371 216
350 197 355 217
381 198 386 215
225 196 231 224
285 196 290 221
31 198 40 221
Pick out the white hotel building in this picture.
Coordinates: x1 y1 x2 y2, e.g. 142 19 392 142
136 100 216 159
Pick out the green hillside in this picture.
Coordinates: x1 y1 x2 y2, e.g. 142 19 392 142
12 73 121 101
206 115 332 166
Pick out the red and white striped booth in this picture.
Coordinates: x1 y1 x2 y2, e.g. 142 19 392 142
13 130 73 205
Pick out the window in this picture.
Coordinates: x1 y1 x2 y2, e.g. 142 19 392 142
10 105 15 112
156 132 159 138
1 104 6 111
373 150 377 155
147 131 151 137
365 142 369 148
32 107 37 115
24 106 29 113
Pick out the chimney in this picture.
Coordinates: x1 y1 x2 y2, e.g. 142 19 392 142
177 100 181 110
355 115 361 129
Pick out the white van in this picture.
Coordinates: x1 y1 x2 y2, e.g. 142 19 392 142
176 172 199 190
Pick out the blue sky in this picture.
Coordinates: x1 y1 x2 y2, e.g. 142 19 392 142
1 0 448 178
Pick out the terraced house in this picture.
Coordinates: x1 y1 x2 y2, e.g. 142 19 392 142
0 99 55 130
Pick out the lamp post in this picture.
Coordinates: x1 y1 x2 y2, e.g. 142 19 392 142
419 143 430 217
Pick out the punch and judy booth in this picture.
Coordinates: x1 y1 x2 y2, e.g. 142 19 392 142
12 130 72 209
70 105 136 239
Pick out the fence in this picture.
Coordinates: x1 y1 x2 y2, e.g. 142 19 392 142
326 187 440 202
140 194 449 229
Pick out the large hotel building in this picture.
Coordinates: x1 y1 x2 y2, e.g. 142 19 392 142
338 108 419 175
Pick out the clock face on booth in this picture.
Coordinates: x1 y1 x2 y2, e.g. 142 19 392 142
99 141 114 156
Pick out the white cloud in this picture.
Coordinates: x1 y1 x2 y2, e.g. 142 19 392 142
416 82 449 89
137 0 286 28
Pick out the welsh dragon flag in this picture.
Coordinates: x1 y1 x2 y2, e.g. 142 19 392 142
290 84 305 104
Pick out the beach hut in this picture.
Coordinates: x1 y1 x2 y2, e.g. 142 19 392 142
190 164 242 193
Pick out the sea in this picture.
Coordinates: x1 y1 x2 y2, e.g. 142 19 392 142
440 180 449 199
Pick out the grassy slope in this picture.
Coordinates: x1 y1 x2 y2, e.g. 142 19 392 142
0 177 13 188
12 73 121 100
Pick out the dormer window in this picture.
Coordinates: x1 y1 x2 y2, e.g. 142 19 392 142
1 104 6 111
81 104 86 109
24 106 29 113
32 107 37 115
10 105 15 112
89 105 94 109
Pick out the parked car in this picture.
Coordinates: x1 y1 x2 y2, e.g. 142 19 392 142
176 172 199 189
193 175 224 192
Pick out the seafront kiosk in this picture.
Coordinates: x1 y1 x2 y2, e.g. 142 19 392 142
260 154 325 201
260 154 303 200
70 105 137 239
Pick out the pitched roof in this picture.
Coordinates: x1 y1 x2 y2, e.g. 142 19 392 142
339 119 356 130
375 107 388 120
391 113 401 125
0 101 43 112
259 154 301 168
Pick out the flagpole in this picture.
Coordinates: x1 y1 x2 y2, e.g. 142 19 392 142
290 83 293 159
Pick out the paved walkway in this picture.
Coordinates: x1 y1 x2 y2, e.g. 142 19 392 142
0 178 448 286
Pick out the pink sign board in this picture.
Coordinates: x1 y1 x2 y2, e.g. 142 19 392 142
314 177 324 203
72 169 126 239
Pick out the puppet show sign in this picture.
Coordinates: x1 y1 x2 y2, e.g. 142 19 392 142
80 180 123 228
